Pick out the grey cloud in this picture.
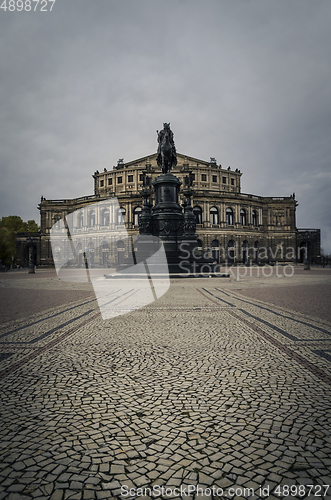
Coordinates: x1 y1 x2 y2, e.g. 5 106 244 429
1 0 330 251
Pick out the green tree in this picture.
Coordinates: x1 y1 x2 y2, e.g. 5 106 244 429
0 216 39 268
26 220 39 232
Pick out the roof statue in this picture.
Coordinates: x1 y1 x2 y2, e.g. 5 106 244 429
156 123 177 174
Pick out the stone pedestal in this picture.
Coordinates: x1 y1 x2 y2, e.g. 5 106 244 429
151 174 184 269
136 174 215 275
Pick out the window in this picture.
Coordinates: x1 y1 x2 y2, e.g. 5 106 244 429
87 242 95 267
252 210 258 226
222 177 227 184
88 210 95 227
240 209 246 226
226 207 233 225
231 178 235 186
210 207 218 225
201 174 207 182
193 206 202 224
100 180 104 187
77 211 84 228
139 174 144 182
117 177 122 184
101 242 110 267
128 175 133 183
133 206 142 226
212 175 217 183
108 178 112 186
117 208 126 225
191 173 195 180
117 240 126 265
76 243 83 267
102 209 110 226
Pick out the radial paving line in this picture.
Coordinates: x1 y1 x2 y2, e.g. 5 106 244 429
196 288 233 307
0 287 134 341
228 310 331 386
201 287 235 307
198 287 331 386
0 311 100 380
0 296 98 339
99 287 137 307
216 287 331 335
2 309 95 344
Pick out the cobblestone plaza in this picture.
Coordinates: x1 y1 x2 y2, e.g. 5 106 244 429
0 268 330 499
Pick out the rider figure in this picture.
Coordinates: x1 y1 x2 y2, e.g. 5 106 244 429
156 123 177 173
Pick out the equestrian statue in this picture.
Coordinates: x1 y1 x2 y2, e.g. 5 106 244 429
156 123 177 174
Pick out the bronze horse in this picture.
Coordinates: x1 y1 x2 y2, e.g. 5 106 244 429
157 123 177 174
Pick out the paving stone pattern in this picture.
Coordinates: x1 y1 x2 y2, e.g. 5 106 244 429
0 269 331 499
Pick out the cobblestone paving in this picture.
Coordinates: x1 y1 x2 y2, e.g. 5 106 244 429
0 270 331 499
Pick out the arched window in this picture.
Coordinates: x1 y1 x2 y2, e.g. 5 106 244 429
226 208 233 226
193 206 202 224
101 209 110 226
240 209 246 226
228 240 235 264
210 207 218 225
117 208 126 225
87 242 94 267
299 242 308 263
77 211 84 228
54 246 61 263
88 210 95 227
252 210 258 226
242 240 248 264
101 241 110 267
211 240 219 262
76 242 83 267
117 240 126 265
133 206 142 226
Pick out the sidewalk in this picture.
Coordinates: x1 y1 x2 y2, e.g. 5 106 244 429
0 268 330 499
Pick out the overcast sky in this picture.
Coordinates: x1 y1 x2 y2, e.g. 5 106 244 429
1 0 330 252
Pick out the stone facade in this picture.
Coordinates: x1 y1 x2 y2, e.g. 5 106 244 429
16 152 321 267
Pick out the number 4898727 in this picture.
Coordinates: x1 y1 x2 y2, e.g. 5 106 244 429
1 0 56 11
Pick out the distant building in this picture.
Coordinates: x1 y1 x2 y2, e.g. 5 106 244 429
16 152 321 267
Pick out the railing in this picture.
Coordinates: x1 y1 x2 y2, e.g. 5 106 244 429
240 193 263 200
43 195 97 205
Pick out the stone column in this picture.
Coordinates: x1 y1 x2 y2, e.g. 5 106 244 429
235 204 240 226
203 201 210 225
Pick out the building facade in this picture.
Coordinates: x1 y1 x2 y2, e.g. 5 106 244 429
16 152 320 267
